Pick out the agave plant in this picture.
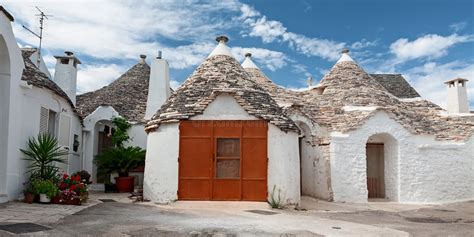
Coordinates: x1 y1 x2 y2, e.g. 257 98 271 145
94 146 145 177
21 133 68 182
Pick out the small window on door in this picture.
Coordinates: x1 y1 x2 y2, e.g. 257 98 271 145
39 107 57 137
216 138 240 179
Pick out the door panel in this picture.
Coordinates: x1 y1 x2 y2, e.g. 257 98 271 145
366 144 385 198
178 122 212 200
178 120 267 201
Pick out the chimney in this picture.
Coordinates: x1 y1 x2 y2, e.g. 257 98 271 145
139 54 146 63
445 78 469 114
145 51 170 120
53 51 81 105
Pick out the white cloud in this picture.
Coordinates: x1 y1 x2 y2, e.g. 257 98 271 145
390 34 474 63
351 39 377 49
4 1 240 61
450 22 467 33
292 64 311 77
404 61 474 109
231 47 288 71
76 64 125 94
239 4 345 61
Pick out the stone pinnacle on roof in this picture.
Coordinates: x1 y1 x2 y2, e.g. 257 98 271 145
336 47 354 63
139 54 146 63
241 52 259 69
208 35 234 58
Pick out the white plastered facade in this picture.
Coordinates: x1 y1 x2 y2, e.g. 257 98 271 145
144 94 300 204
329 111 473 203
1 11 83 202
81 106 147 184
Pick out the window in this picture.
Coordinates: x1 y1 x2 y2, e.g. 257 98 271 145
60 58 69 64
39 107 57 137
73 134 79 152
216 138 240 179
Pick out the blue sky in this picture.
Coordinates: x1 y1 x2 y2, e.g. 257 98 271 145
4 0 474 108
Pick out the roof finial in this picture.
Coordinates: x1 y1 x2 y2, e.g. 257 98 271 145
216 35 229 43
336 47 354 63
307 76 313 87
140 54 146 63
245 53 252 58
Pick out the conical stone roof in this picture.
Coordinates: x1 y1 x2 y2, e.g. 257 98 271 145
145 40 298 133
76 59 150 122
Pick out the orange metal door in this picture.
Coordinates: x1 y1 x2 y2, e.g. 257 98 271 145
178 120 268 201
178 121 212 200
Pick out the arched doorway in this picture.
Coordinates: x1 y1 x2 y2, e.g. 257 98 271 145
0 35 11 196
93 120 115 183
296 121 316 197
365 133 399 201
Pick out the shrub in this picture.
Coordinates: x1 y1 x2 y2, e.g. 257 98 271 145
33 179 59 198
94 146 145 177
21 134 68 183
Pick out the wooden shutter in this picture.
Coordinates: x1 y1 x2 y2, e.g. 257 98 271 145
39 107 49 134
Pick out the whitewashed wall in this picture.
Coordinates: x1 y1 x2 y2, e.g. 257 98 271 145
268 124 300 204
82 106 148 185
291 114 332 200
0 12 25 203
144 94 301 204
143 123 179 203
330 111 474 203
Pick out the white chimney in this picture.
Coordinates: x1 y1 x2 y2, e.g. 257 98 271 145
53 51 81 105
445 78 469 114
145 51 170 120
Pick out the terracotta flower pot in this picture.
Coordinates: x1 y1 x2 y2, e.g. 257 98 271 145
114 176 135 192
24 193 35 204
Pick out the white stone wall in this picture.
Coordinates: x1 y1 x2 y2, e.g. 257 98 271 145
0 12 25 202
125 124 147 149
268 124 300 204
291 114 332 200
81 106 148 184
144 94 300 204
330 111 474 203
143 123 179 203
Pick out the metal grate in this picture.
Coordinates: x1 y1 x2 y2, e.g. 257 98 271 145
0 223 51 234
245 209 279 215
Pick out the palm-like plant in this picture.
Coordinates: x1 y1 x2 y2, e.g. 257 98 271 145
21 133 68 182
94 146 145 177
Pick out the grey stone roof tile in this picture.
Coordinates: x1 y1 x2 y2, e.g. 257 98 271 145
145 55 299 133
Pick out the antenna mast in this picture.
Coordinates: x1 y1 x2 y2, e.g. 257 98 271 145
22 7 52 67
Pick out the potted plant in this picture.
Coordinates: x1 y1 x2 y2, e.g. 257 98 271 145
23 181 35 204
95 146 145 192
33 180 59 203
20 133 68 183
94 117 145 193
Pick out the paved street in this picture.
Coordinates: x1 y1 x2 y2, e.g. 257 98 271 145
0 194 472 236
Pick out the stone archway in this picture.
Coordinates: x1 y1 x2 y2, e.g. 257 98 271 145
296 121 316 197
365 133 399 201
0 35 11 197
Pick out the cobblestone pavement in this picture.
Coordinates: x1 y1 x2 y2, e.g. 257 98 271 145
0 193 472 236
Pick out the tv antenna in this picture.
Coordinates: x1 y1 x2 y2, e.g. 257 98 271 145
22 7 53 67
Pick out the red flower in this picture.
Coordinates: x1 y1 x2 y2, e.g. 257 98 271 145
75 175 81 182
63 174 69 179
70 184 76 191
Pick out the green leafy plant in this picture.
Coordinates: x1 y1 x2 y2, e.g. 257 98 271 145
32 179 59 198
20 134 68 182
268 185 283 209
111 117 132 148
95 146 146 177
